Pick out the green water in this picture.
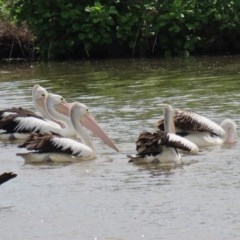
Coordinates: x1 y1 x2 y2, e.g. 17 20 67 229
0 56 240 240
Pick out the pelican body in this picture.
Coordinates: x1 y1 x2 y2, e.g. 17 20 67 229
18 132 94 163
0 93 70 140
128 105 199 164
17 102 119 163
156 108 237 148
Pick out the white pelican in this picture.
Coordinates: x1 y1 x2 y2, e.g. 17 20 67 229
17 102 119 163
127 105 199 164
0 172 17 185
0 84 62 128
155 108 237 148
32 84 49 119
0 93 70 140
44 93 76 137
0 84 48 121
32 84 64 127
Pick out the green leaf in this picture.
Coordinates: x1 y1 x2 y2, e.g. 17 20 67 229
92 35 101 43
93 18 100 23
72 23 80 31
78 33 85 40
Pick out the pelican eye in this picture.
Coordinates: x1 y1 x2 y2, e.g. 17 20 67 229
42 93 45 97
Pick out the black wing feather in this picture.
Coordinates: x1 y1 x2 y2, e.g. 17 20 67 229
0 172 17 185
18 132 80 155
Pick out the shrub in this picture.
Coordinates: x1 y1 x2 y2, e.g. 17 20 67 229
8 0 240 60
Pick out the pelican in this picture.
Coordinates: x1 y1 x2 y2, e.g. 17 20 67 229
32 84 49 119
0 93 70 140
0 84 62 140
32 84 64 127
17 102 119 163
44 93 76 137
155 108 237 148
0 172 17 185
0 84 48 121
0 84 63 126
127 105 199 164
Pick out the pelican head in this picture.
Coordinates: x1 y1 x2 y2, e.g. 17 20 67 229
45 93 70 120
32 84 49 117
70 102 119 152
220 118 237 143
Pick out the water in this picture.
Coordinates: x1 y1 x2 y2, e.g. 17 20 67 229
0 56 240 239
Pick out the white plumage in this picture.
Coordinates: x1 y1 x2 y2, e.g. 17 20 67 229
128 104 199 164
166 133 199 154
0 92 72 140
51 137 92 157
156 108 237 148
14 116 61 133
17 102 119 163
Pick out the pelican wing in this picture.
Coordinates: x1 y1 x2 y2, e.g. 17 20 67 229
136 131 164 155
0 172 17 185
156 109 225 137
19 133 92 157
0 109 46 133
165 132 199 153
136 130 198 154
18 132 55 150
14 116 62 133
0 107 41 119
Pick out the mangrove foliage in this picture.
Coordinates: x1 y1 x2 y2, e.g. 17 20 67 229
1 0 240 60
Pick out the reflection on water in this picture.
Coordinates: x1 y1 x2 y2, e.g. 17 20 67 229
0 56 240 239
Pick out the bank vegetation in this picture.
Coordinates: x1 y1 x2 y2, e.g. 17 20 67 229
1 0 240 60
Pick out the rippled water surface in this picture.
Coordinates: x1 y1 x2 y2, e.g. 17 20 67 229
1 56 240 240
